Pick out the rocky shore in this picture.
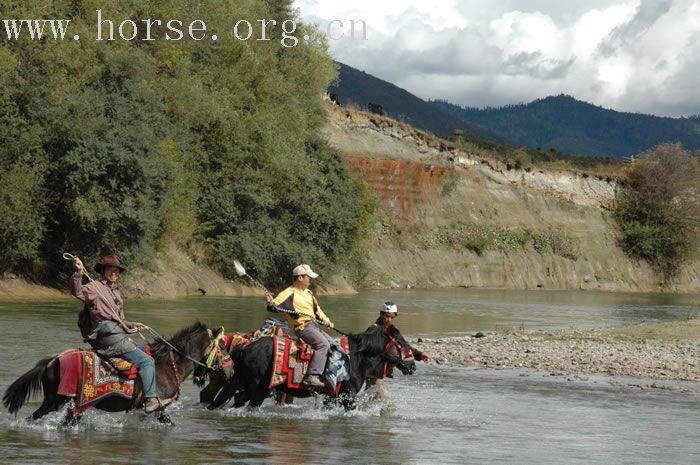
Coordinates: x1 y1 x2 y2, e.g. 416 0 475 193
410 319 700 383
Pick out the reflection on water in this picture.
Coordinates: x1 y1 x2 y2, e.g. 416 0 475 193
1 289 699 464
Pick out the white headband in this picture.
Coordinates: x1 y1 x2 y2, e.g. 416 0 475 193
382 303 398 314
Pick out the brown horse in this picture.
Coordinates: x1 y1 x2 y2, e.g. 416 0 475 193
3 322 233 424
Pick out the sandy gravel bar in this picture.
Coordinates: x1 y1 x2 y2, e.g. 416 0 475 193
410 319 700 382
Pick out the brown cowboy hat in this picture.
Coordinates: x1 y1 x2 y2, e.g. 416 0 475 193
94 255 127 273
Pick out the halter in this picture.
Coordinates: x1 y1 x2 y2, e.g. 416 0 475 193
166 327 233 400
147 326 232 371
382 327 413 359
380 327 413 378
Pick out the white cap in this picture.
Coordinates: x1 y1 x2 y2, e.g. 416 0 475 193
382 302 398 313
292 264 319 278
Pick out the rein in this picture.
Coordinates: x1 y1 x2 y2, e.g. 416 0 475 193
146 326 228 372
270 305 350 336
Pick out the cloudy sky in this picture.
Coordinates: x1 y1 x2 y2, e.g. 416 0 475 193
294 0 700 117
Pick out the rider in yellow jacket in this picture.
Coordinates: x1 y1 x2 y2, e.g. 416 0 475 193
266 264 335 388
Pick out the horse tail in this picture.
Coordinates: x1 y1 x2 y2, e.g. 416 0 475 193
2 357 53 415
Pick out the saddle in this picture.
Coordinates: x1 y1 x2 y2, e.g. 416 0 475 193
220 318 286 353
55 346 151 414
269 336 348 394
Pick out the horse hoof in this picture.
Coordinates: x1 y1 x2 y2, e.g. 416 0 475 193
157 413 174 425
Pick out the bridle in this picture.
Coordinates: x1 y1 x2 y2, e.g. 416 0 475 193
382 327 414 360
380 327 414 378
149 327 233 400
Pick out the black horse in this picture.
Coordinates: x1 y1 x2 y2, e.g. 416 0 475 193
3 322 234 424
206 324 416 410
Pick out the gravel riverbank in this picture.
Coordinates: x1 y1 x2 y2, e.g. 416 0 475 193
410 319 700 382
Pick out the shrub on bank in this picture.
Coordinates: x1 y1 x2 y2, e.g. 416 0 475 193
614 143 700 280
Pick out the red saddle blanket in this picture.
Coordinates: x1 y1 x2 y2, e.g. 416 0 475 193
269 336 347 395
221 333 253 352
56 347 150 413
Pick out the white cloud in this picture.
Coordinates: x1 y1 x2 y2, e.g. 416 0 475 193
294 0 700 116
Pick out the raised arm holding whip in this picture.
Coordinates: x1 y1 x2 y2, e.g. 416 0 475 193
68 254 172 413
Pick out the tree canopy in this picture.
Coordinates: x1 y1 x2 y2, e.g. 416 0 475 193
0 0 373 288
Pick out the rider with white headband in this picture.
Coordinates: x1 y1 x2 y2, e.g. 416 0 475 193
365 301 432 399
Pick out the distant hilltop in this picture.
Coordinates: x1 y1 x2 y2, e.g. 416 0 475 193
433 95 700 158
328 62 700 158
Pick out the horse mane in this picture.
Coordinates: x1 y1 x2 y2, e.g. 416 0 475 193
351 324 404 355
151 321 209 364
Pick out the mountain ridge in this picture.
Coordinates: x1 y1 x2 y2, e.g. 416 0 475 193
328 62 500 142
432 94 700 158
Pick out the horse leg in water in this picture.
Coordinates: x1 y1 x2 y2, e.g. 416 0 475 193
274 391 294 405
209 375 240 409
31 395 69 421
30 362 69 421
200 374 224 404
61 407 81 426
157 412 174 425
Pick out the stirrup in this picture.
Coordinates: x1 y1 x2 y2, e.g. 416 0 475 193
144 397 172 414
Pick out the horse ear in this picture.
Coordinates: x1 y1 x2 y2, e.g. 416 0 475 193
215 326 225 338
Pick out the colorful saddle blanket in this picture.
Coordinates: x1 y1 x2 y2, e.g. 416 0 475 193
56 346 151 413
269 336 349 394
221 333 252 352
221 318 288 353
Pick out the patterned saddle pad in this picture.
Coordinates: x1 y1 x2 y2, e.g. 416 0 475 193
55 347 150 413
269 336 348 394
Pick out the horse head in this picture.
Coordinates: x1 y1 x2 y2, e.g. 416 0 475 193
382 325 416 376
156 323 234 382
203 326 235 380
353 324 417 379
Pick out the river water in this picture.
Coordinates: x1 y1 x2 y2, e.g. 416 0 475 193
1 289 698 464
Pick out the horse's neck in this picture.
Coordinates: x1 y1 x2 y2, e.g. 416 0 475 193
348 336 387 387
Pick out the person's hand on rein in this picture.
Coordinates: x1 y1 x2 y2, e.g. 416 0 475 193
326 320 335 329
134 323 149 332
265 292 273 305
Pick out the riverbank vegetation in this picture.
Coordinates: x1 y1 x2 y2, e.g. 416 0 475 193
0 0 375 289
614 143 700 281
419 223 578 259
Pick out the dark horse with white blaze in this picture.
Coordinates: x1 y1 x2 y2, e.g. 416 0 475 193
3 322 233 423
205 324 416 410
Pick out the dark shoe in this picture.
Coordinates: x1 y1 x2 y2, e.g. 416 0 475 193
144 397 172 414
302 374 326 389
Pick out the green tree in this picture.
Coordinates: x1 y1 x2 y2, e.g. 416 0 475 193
615 143 700 280
0 0 372 288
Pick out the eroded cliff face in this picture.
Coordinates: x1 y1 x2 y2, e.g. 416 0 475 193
325 105 700 292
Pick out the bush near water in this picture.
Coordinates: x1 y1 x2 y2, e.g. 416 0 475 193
615 143 700 281
0 0 374 289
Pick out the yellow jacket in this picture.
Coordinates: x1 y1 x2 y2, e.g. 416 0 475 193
270 286 330 331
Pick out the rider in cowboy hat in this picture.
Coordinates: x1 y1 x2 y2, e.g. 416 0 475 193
70 255 172 413
365 301 432 399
